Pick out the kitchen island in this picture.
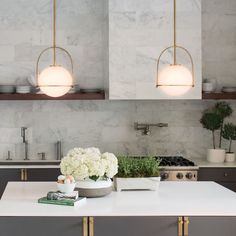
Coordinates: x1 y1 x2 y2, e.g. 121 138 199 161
0 182 236 236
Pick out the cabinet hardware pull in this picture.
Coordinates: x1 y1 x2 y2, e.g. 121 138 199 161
24 169 28 181
21 169 25 181
83 217 88 236
184 217 190 236
89 217 94 236
178 217 183 236
224 173 228 177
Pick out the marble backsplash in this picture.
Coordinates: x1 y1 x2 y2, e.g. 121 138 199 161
0 100 235 161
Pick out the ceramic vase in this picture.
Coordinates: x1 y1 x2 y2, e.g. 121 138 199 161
225 153 235 163
207 149 225 163
76 179 113 198
114 177 161 192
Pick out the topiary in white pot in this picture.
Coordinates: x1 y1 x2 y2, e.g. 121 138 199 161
222 123 236 163
200 102 233 163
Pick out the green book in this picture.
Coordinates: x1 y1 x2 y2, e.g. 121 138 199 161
38 196 86 207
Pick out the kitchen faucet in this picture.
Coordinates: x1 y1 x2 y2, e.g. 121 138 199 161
21 127 29 160
134 122 168 135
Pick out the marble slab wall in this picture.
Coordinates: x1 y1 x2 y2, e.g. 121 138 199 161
0 100 235 161
0 0 106 89
0 0 235 161
108 0 202 99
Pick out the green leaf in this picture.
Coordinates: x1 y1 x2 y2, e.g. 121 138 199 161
116 156 161 178
200 112 221 131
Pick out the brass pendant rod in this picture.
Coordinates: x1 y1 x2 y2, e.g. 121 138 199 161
173 0 177 65
53 0 57 66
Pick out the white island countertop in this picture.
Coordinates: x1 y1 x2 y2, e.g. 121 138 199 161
1 182 236 217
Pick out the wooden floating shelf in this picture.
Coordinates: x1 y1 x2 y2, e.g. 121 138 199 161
0 92 105 100
202 92 236 100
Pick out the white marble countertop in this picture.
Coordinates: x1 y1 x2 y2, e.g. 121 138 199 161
194 159 236 168
0 165 60 169
1 158 236 169
0 160 60 169
1 182 236 217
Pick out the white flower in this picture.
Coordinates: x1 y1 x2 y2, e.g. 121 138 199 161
101 152 118 178
60 148 118 181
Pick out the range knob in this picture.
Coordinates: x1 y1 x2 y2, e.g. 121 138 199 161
161 172 169 180
186 172 193 179
176 172 183 179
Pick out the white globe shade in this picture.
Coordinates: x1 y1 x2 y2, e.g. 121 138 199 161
38 66 73 97
158 64 193 96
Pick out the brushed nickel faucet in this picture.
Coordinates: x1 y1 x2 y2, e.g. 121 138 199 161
21 127 29 160
134 122 168 135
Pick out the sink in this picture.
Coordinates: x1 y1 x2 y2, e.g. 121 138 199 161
0 160 61 165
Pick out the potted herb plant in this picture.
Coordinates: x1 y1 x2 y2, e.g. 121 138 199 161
222 123 236 162
200 102 233 163
114 156 161 191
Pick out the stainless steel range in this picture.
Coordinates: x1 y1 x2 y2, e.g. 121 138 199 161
158 156 198 181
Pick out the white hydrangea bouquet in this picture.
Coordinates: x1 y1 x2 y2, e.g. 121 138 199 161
60 147 118 182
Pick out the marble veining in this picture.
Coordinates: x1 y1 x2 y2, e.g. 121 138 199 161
0 0 235 161
109 0 202 100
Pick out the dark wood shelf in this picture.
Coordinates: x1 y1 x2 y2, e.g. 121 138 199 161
0 92 105 100
202 92 236 100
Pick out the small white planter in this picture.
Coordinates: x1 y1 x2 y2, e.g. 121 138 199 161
207 149 225 163
225 153 235 163
114 177 161 192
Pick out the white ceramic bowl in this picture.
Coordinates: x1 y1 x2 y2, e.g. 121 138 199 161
16 86 31 94
57 183 76 194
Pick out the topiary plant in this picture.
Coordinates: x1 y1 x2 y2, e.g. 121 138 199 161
213 102 233 148
200 112 222 149
222 123 236 153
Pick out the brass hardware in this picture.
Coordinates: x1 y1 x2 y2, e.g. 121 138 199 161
24 169 28 181
53 0 56 66
89 217 94 236
20 169 25 181
21 169 28 181
184 217 190 236
178 217 183 236
156 0 195 88
156 46 195 87
83 217 88 236
224 173 228 177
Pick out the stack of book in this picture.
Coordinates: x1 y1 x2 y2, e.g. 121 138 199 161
38 191 86 207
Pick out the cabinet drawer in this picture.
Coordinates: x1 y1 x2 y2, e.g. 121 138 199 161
199 168 236 182
26 168 61 181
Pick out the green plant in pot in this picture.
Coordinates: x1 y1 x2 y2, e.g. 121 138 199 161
114 156 161 191
200 102 233 163
222 123 236 162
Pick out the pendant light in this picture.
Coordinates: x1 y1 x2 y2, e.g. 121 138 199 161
156 0 194 96
36 0 74 97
